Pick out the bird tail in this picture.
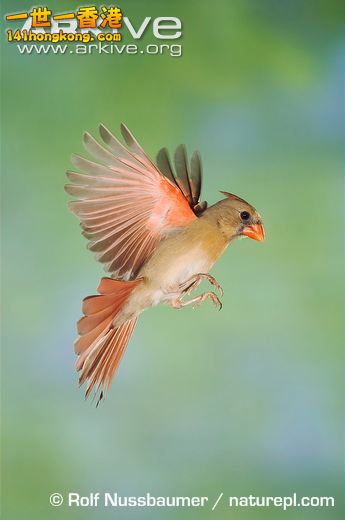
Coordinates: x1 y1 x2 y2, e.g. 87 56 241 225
74 277 141 404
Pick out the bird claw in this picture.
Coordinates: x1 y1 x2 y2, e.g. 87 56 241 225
179 273 224 297
205 275 224 297
192 291 222 311
172 274 224 311
209 292 223 311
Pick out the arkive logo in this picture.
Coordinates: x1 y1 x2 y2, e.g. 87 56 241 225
20 14 182 40
5 7 183 57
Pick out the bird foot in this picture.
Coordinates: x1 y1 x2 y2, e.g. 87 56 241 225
179 273 224 297
171 291 222 311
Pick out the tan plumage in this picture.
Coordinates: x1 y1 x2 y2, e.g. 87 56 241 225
65 124 264 404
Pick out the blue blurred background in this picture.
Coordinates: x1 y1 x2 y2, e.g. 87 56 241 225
2 1 344 519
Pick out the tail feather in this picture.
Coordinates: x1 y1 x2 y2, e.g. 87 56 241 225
104 319 137 385
83 318 137 401
74 277 141 402
74 318 111 355
77 304 115 335
82 293 120 315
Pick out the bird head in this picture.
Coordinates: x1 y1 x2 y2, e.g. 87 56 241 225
213 191 265 242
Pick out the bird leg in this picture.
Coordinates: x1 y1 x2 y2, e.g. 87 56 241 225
170 291 222 311
178 273 224 297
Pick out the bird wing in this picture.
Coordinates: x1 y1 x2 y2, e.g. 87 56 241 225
156 145 208 215
65 124 198 280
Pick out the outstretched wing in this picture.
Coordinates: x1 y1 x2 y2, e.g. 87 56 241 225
156 145 207 215
65 124 198 280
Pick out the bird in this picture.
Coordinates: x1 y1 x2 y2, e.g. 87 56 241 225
65 123 265 404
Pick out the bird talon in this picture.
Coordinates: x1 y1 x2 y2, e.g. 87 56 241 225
206 292 222 311
203 274 224 296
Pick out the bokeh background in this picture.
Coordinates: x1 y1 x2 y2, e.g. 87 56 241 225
2 1 344 519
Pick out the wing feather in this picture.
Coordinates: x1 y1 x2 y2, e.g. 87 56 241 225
120 123 155 169
156 148 176 184
174 145 193 205
156 143 207 215
190 151 202 205
66 124 197 279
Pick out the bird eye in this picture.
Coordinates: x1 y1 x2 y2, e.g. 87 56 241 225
240 211 250 221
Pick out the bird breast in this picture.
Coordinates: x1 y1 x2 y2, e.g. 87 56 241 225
119 220 229 321
169 247 213 288
141 221 228 295
135 246 215 312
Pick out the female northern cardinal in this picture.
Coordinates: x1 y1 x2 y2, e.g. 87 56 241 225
65 124 264 403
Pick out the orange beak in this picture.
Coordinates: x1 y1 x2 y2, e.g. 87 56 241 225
242 223 265 242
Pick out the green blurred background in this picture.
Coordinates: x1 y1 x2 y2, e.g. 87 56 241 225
2 1 344 519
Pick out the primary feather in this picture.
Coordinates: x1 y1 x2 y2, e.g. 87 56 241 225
65 124 203 280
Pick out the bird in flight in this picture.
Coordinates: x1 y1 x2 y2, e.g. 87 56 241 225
65 124 265 404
